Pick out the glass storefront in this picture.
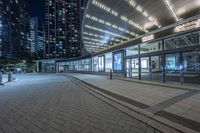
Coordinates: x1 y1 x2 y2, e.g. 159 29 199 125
141 57 150 80
140 41 162 54
49 30 200 86
98 55 105 72
164 31 200 50
105 52 112 72
92 56 98 72
131 58 139 79
126 45 139 56
165 53 181 83
113 51 123 71
183 51 200 84
151 55 162 81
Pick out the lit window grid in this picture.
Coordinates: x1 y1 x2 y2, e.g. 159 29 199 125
85 14 138 36
84 25 130 40
125 0 161 28
91 0 148 33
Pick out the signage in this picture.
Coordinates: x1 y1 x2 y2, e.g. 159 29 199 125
142 35 154 42
174 19 200 32
114 52 122 71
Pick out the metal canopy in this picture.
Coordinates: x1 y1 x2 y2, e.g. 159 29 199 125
82 0 200 53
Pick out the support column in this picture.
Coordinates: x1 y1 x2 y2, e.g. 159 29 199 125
138 45 141 80
162 40 166 83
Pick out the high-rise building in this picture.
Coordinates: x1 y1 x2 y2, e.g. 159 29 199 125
30 17 45 59
30 17 38 54
44 0 82 59
38 25 45 59
0 0 30 59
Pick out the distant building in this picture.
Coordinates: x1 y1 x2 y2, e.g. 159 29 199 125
38 25 45 59
30 17 38 54
30 17 45 59
0 0 30 59
44 0 83 59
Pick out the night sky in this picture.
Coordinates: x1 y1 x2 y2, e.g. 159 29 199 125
30 0 45 24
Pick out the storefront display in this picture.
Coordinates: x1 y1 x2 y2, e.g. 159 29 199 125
105 52 112 72
98 56 105 71
92 56 98 72
114 51 123 71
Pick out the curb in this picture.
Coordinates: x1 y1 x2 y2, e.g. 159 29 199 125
115 77 199 91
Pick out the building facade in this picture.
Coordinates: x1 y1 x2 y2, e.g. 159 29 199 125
30 17 45 59
44 0 82 59
38 0 200 86
0 0 30 59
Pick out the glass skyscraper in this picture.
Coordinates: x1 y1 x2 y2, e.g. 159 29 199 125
0 0 30 59
44 0 83 59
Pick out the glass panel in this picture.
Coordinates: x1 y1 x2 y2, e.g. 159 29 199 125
165 32 199 50
98 56 105 71
151 55 162 82
126 45 139 56
131 58 139 79
166 53 180 83
92 56 98 72
113 51 123 71
126 59 131 77
105 52 113 72
183 51 200 85
140 41 162 54
141 57 150 80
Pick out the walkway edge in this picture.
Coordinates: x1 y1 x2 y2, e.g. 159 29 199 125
67 74 199 133
115 77 199 91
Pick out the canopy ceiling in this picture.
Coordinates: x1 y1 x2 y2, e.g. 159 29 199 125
82 0 200 53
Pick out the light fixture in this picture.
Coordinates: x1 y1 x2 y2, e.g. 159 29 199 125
125 0 161 28
84 25 130 40
91 0 147 32
85 14 138 36
164 0 179 21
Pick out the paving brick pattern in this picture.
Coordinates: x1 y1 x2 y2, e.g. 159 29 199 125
0 74 161 133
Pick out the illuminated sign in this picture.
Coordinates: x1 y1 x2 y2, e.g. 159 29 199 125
114 52 122 71
175 19 200 32
142 35 154 42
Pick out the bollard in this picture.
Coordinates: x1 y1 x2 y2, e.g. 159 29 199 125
110 69 112 80
8 71 12 82
0 72 3 85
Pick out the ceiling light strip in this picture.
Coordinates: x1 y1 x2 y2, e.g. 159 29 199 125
86 14 138 36
125 0 161 28
84 25 130 40
91 0 147 32
163 0 179 21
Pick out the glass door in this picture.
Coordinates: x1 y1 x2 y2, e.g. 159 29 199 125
141 57 150 80
165 53 181 83
151 55 162 82
126 59 131 77
131 58 139 79
183 51 200 85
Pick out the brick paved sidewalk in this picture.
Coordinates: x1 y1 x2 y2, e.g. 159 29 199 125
0 74 160 133
66 73 200 133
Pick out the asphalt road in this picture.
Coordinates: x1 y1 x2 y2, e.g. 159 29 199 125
0 74 160 133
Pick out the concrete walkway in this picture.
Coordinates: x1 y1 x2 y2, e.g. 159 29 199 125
66 73 200 133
